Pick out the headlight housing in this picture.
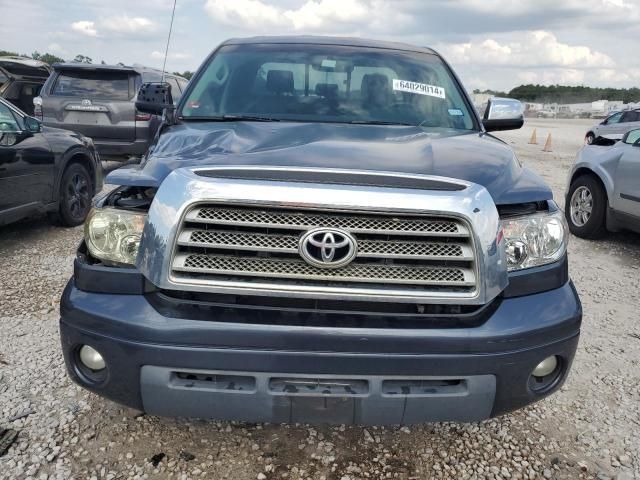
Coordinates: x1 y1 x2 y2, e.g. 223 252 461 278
500 209 568 271
85 208 146 266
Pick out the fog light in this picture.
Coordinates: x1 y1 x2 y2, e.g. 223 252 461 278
532 355 558 378
79 345 105 371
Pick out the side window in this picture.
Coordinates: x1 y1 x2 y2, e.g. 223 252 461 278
621 111 640 123
620 112 632 123
606 112 623 124
181 55 229 116
0 102 21 132
0 71 8 89
167 77 182 102
623 129 640 145
0 102 22 147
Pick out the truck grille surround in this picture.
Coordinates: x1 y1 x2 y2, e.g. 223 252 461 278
138 167 507 305
171 205 478 294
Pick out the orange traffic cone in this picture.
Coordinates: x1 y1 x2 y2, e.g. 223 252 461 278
528 129 538 144
542 133 552 152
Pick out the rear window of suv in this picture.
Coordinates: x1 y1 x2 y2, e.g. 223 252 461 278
51 70 131 100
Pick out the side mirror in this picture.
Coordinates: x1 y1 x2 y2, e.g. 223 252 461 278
482 97 524 132
24 116 41 134
135 82 173 116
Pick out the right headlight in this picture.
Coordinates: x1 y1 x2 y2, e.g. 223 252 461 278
500 209 568 271
84 208 147 266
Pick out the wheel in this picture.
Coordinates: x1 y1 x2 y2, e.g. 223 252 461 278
565 175 607 239
57 163 93 227
585 132 595 144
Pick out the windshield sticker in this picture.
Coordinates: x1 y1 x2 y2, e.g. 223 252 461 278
448 108 463 116
393 79 446 99
321 59 337 68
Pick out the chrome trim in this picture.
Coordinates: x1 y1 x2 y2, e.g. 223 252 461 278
137 166 508 304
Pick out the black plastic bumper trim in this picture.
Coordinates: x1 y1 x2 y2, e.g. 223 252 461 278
503 255 569 298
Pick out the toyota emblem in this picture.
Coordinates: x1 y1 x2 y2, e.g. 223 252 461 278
299 228 357 268
81 99 92 106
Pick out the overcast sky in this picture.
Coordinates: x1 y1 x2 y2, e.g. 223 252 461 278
1 0 638 91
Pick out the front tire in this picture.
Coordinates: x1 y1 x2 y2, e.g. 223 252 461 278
58 163 93 227
565 175 607 239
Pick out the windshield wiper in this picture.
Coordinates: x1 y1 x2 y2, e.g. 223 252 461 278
222 115 281 122
349 120 414 126
183 115 280 122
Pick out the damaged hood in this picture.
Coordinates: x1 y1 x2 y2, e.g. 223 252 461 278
107 121 551 205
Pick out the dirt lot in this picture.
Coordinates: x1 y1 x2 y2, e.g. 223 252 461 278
1 118 639 480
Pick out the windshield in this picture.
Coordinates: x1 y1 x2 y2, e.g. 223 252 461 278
180 44 476 130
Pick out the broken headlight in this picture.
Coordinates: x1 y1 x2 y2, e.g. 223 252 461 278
500 209 568 271
84 208 146 266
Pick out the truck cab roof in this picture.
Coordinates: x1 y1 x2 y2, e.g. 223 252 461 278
221 35 438 56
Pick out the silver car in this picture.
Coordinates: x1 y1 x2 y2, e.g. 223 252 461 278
585 109 640 144
566 128 640 238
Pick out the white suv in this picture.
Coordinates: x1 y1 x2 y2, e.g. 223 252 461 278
585 109 640 144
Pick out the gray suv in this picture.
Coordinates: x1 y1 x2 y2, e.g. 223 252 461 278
36 63 188 161
567 128 640 238
585 109 640 144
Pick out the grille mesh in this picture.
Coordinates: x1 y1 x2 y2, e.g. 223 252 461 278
189 230 298 251
192 207 463 235
177 254 471 286
357 240 464 258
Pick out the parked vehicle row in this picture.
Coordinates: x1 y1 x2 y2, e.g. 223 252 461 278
35 63 188 161
0 96 101 226
0 61 187 226
567 128 640 238
585 108 640 144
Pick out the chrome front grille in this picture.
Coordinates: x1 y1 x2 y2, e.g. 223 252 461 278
171 205 479 295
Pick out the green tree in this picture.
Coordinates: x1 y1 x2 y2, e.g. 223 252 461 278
173 70 193 80
508 84 640 104
73 54 92 64
0 50 27 58
32 51 65 65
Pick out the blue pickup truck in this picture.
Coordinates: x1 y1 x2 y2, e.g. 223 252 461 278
60 36 581 425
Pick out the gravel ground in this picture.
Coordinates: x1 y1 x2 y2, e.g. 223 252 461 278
1 119 639 480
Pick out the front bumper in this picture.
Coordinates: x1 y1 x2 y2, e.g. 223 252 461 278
60 272 581 424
